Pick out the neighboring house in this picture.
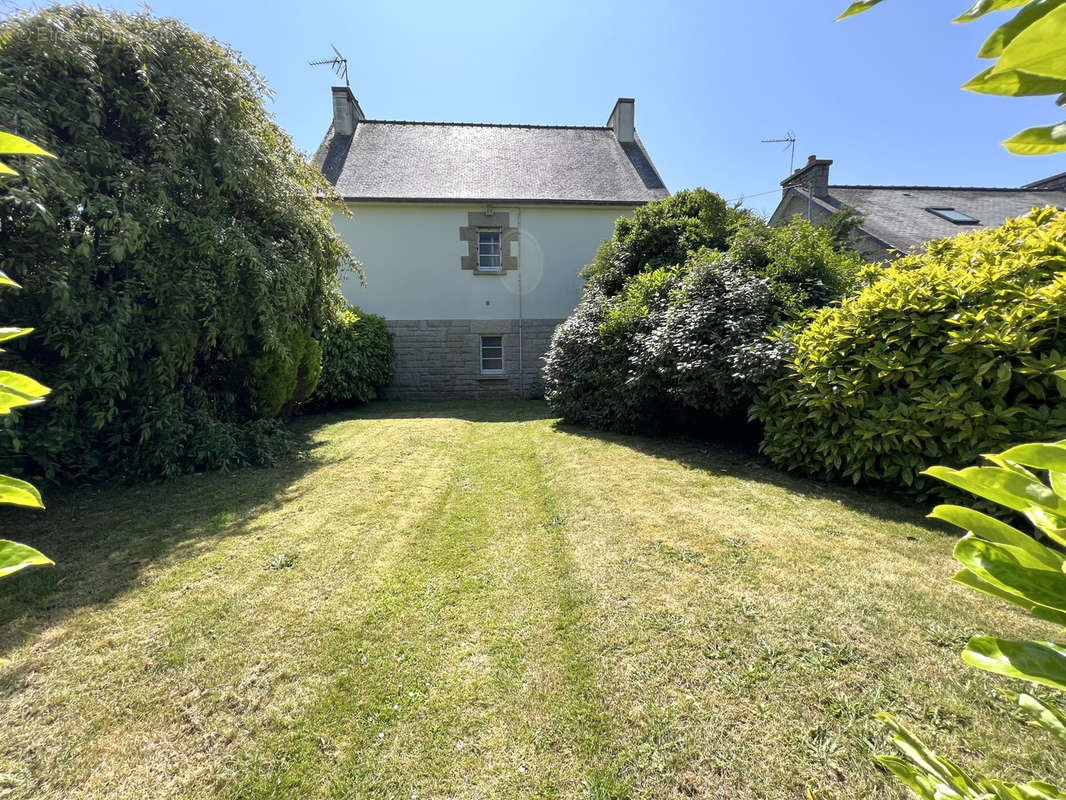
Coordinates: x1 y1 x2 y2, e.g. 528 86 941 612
314 87 668 399
769 155 1066 259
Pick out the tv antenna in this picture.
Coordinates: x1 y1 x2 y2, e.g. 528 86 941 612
310 44 349 87
762 131 797 174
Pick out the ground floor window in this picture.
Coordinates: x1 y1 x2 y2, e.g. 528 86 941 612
480 335 504 374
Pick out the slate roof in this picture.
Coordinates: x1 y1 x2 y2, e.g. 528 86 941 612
314 120 669 204
781 184 1066 253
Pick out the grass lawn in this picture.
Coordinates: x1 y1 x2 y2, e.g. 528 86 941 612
0 401 1059 799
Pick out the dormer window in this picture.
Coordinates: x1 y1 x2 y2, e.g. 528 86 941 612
477 229 502 272
925 207 980 225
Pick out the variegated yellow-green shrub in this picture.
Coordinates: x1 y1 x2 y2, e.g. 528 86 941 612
755 207 1066 499
0 131 53 620
874 404 1066 799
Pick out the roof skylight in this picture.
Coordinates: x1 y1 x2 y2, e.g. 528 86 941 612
925 207 980 224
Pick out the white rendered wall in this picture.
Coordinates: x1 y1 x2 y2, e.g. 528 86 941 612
333 203 638 320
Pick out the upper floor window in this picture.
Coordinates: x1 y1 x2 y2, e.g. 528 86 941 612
477 229 502 272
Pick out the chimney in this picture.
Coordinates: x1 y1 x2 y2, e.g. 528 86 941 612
607 97 635 143
331 85 364 136
781 154 833 199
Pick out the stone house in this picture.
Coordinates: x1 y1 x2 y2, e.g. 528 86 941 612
314 87 668 399
769 155 1066 259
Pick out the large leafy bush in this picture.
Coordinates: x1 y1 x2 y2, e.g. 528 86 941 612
544 195 862 433
755 207 1066 497
580 188 735 293
309 306 394 409
0 6 356 481
873 421 1066 799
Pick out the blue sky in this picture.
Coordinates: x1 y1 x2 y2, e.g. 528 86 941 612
15 0 1066 216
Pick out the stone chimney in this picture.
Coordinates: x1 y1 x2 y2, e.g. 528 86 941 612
331 86 365 136
607 98 635 143
781 154 833 199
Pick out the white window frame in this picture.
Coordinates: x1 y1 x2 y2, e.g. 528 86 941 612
480 335 504 375
477 228 502 272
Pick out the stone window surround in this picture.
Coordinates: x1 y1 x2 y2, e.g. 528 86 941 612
459 210 518 274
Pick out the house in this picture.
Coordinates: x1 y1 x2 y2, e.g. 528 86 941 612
769 155 1066 259
314 87 668 399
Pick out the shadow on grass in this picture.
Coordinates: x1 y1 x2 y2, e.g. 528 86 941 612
311 398 936 531
551 420 939 532
0 429 333 657
304 398 558 426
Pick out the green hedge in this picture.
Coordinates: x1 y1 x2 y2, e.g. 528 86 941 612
0 7 355 482
755 207 1066 497
309 306 394 409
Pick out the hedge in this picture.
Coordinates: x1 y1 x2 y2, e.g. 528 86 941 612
0 6 355 481
754 207 1066 497
309 306 394 409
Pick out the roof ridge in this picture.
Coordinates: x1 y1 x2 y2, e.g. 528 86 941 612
830 183 1065 192
360 119 612 131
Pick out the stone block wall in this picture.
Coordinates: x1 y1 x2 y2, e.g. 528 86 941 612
383 318 562 400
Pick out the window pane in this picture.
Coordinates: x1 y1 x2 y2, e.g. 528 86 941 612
482 336 502 348
482 358 503 371
925 207 979 224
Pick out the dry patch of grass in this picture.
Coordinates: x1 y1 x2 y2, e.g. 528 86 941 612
0 401 1058 799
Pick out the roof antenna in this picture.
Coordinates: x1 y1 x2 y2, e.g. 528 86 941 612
762 131 797 174
310 44 349 87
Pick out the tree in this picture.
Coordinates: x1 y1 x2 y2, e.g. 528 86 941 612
840 0 1066 154
0 6 357 481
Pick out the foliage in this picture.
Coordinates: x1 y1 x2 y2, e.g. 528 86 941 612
0 131 53 608
0 6 357 482
247 329 322 419
839 0 1066 154
755 207 1066 498
822 206 866 252
544 194 862 433
579 188 737 293
309 305 394 409
874 419 1066 799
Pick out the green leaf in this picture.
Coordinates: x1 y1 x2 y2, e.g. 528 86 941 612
993 4 1066 78
963 65 1066 95
1016 691 1066 746
931 503 1060 566
1004 122 1066 154
0 539 52 579
962 635 1066 690
876 713 984 793
955 535 1066 611
998 443 1066 472
952 567 1066 623
0 327 31 343
979 0 1066 57
0 370 50 414
837 0 884 20
0 474 43 509
955 0 1036 23
924 465 1066 517
0 271 20 289
0 132 53 159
